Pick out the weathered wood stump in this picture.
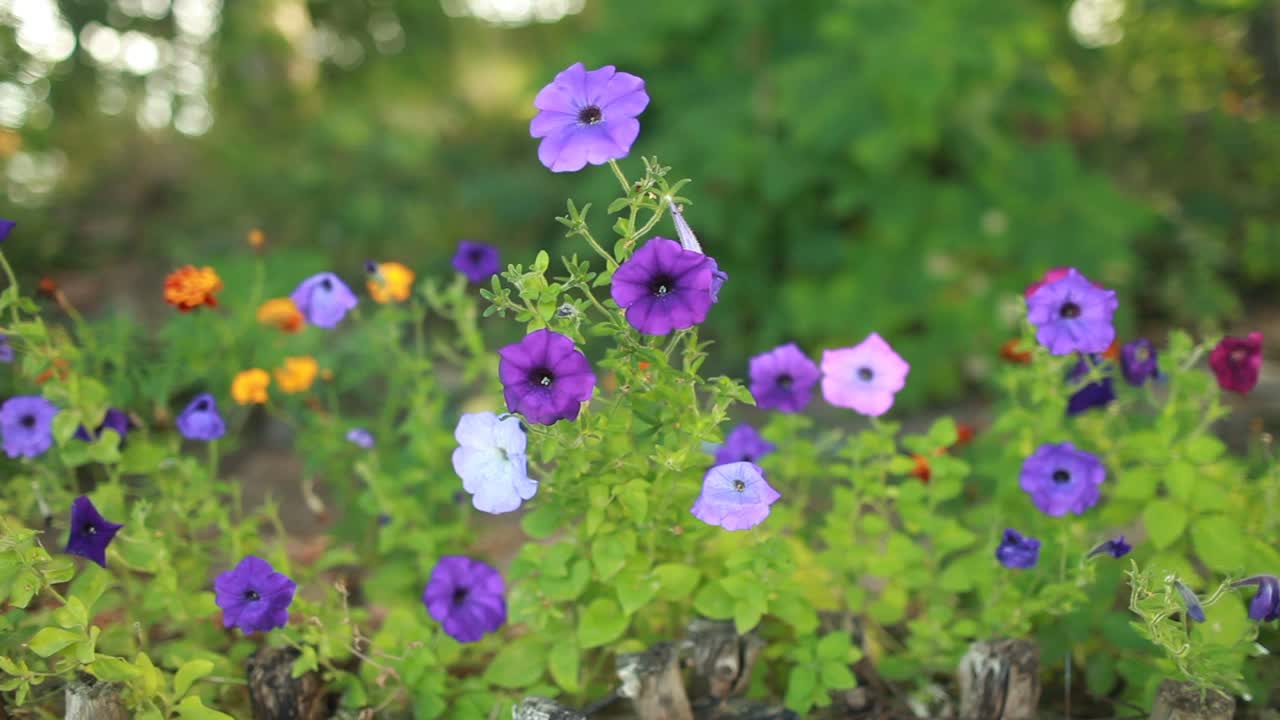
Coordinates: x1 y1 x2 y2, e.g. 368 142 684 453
956 638 1039 720
513 696 588 720
616 641 694 720
246 646 329 720
64 674 127 720
683 618 763 701
1148 680 1235 720
693 697 800 719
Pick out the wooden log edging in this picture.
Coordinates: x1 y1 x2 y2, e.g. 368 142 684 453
246 646 329 720
1148 680 1235 720
617 641 694 720
64 674 126 720
682 618 763 702
956 638 1040 720
513 696 588 720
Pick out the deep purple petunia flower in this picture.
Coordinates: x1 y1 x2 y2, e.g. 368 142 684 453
611 237 714 336
498 329 597 425
0 219 14 242
1232 576 1280 622
1209 332 1263 394
712 423 776 466
669 200 727 302
1019 441 1105 517
0 333 13 363
1120 339 1159 386
176 394 226 442
214 555 297 634
530 62 649 173
0 395 58 458
1174 580 1206 623
691 462 781 531
749 343 820 413
1086 535 1132 559
820 333 910 417
1026 268 1118 356
64 496 124 568
346 427 374 449
453 241 501 285
422 555 507 643
1065 355 1115 416
74 408 134 444
290 272 358 329
995 528 1040 570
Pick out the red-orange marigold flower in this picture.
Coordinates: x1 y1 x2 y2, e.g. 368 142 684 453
954 422 976 448
910 453 932 483
164 265 223 312
1000 338 1033 364
257 298 304 333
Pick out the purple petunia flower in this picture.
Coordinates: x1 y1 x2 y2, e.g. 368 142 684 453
690 462 781 532
995 528 1040 570
0 395 58 458
1120 339 1159 386
346 427 374 449
74 408 134 444
498 329 597 425
669 199 727 302
64 496 124 568
1026 268 1118 356
1209 332 1263 395
422 555 507 643
453 241 501 285
176 394 225 442
711 423 776 466
0 333 13 363
214 555 297 634
611 237 714 336
1174 580 1206 623
1232 576 1280 622
0 219 14 242
530 62 649 173
1019 442 1105 517
1066 355 1115 416
1086 535 1132 559
820 333 910 417
290 272 358 329
749 343 820 413
452 411 537 514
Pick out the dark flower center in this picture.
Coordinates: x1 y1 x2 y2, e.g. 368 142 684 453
649 273 675 298
19 414 35 429
777 374 794 390
451 587 470 605
468 248 486 263
1134 347 1149 363
1052 469 1071 484
856 367 874 382
319 277 333 291
195 399 209 411
82 522 96 535
577 105 603 125
244 589 261 601
364 260 378 275
533 369 554 387
1059 302 1081 319
741 454 752 462
733 480 746 492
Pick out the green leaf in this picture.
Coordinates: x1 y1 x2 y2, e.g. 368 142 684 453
771 594 819 634
8 569 38 608
1184 435 1225 463
617 480 649 523
87 431 122 464
547 641 580 693
784 665 819 712
175 695 236 720
1191 515 1247 572
733 597 764 634
290 646 317 679
520 503 562 540
591 536 627 581
89 656 141 682
27 627 83 657
692 582 735 620
1164 462 1196 502
615 567 658 616
577 597 628 649
54 596 89 629
654 564 700 600
483 637 547 688
820 660 857 690
816 632 853 662
1143 499 1187 549
68 564 112 613
175 659 215 697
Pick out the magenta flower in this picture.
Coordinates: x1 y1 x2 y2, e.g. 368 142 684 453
423 555 507 643
691 462 781 531
749 343 820 413
1209 332 1263 394
530 62 649 173
820 333 910 416
1025 268 1118 355
453 241 501 285
65 497 124 568
712 423 775 466
214 556 297 634
290 272 358 329
1019 442 1105 517
610 237 714 336
498 329 596 425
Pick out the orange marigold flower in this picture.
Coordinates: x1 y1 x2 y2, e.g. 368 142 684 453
35 357 71 385
274 356 318 394
37 277 59 298
365 261 416 304
954 422 976 448
999 338 1033 364
257 298 305 333
247 228 266 250
1101 339 1120 361
910 453 932 483
164 265 223 312
231 369 270 405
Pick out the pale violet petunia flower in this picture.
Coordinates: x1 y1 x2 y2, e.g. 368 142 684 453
451 412 537 514
690 461 780 531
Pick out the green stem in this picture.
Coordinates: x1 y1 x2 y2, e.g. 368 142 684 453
207 439 220 482
607 159 631 194
577 227 617 269
0 250 21 326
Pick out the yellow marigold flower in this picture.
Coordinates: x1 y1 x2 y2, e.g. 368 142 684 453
274 356 318 394
365 261 415 304
257 298 305 333
231 369 270 405
164 265 223 312
247 228 265 250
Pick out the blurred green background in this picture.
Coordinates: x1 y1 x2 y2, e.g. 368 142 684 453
3 0 1279 408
